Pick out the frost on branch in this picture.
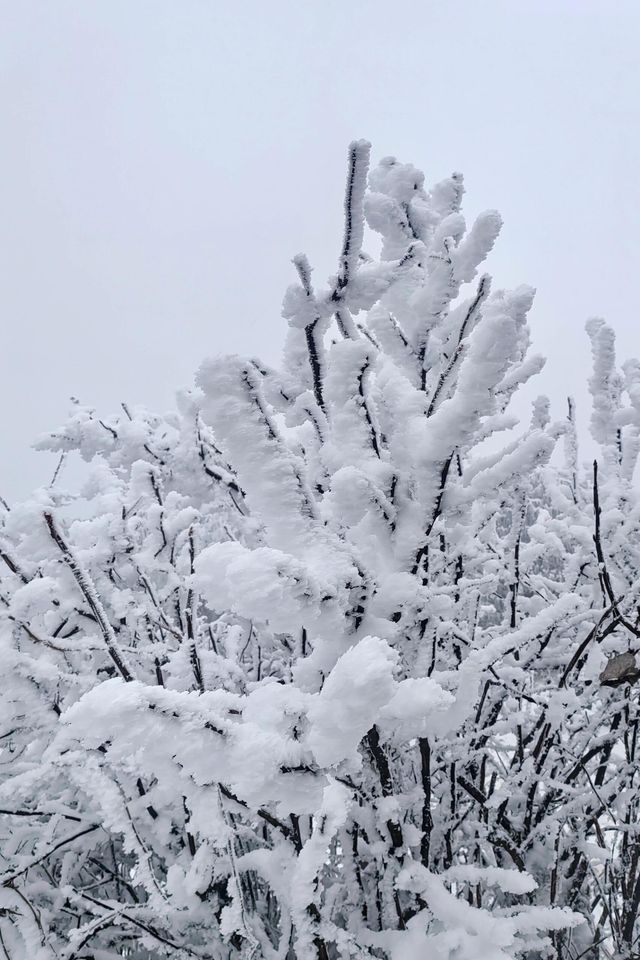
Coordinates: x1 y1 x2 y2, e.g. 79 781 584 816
1 142 640 959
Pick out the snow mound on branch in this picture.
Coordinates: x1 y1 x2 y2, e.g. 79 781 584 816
380 676 455 740
195 541 337 631
307 636 397 766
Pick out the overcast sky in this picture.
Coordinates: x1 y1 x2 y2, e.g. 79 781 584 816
1 1 639 498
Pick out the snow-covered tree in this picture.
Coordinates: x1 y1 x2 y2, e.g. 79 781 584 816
1 141 639 960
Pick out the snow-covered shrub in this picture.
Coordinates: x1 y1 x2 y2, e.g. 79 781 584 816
1 141 639 959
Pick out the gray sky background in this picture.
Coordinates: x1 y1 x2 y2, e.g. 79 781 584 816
2 1 639 498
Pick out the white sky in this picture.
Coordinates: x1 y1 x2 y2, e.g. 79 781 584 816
1 0 639 498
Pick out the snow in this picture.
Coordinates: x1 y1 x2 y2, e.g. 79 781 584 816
1 139 637 959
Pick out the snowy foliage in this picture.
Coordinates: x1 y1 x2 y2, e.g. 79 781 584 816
1 142 639 959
